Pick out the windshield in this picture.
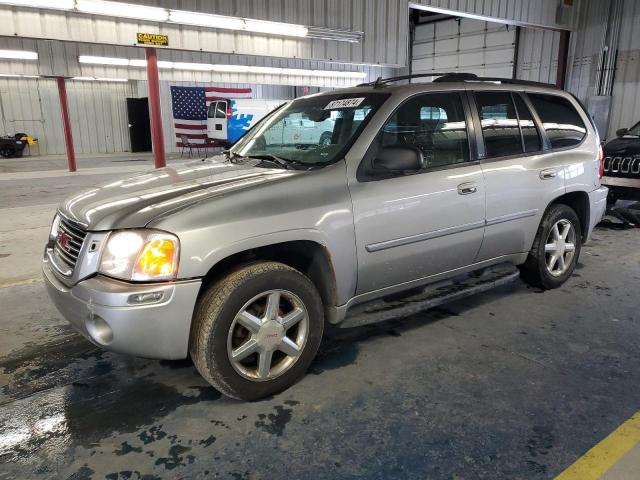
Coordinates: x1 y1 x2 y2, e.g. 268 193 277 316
231 92 389 166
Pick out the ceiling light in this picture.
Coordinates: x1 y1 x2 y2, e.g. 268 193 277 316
0 49 38 60
169 10 243 30
0 73 20 77
76 0 168 22
72 76 128 82
0 0 73 9
79 55 128 66
244 19 307 37
77 56 368 79
172 62 213 71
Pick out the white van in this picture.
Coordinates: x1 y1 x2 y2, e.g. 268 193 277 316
207 99 285 146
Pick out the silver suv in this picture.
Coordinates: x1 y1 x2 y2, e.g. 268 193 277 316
43 74 608 400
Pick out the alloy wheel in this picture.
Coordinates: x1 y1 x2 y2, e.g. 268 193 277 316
544 219 576 276
226 289 309 381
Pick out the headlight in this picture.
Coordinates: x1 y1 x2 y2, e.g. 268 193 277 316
99 230 180 281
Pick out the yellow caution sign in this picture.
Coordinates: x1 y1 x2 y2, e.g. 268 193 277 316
136 33 169 46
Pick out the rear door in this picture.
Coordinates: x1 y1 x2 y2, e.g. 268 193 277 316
473 90 565 261
349 91 486 294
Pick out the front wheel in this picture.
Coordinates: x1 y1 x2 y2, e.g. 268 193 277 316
520 204 582 289
190 261 324 400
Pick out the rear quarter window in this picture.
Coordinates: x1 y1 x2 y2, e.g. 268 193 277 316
527 93 587 149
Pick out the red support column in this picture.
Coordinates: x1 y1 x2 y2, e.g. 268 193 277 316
56 77 76 172
145 47 166 168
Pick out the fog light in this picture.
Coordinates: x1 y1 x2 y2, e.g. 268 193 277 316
127 291 164 305
85 314 113 345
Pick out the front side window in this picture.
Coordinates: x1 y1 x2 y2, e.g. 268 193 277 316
626 120 640 136
527 93 587 149
214 101 227 119
232 93 388 166
475 91 522 157
378 92 469 169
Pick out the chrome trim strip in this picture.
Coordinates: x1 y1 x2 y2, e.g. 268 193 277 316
632 158 640 175
365 220 485 253
485 208 539 226
621 157 631 173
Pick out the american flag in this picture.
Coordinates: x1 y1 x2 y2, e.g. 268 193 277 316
170 86 252 146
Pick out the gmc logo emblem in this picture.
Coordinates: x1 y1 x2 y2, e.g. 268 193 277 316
57 231 72 252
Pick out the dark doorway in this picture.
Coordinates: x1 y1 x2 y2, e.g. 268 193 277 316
126 97 152 152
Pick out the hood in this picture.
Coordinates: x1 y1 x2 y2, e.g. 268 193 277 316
603 136 640 156
59 156 300 230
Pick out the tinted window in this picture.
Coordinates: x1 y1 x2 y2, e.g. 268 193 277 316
475 92 522 157
513 94 541 152
379 92 469 168
528 93 586 148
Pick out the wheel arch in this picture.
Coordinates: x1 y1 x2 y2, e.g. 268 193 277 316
548 190 590 243
199 240 339 322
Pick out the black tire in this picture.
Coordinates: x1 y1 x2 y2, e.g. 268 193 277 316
519 204 582 289
319 131 332 145
0 145 15 158
190 261 324 400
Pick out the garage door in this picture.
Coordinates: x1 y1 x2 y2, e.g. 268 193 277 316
412 18 516 79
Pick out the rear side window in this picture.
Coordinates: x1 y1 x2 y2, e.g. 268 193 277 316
475 92 522 157
527 93 587 149
379 92 469 168
513 95 541 152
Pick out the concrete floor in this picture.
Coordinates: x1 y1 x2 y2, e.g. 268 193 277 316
1 155 639 479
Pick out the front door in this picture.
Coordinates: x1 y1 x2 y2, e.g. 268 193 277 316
208 101 228 141
126 98 151 152
349 92 486 295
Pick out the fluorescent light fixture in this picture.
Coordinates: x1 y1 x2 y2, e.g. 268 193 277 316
171 62 214 71
244 19 307 37
79 55 128 66
169 10 243 30
0 49 38 60
0 73 40 78
0 0 73 9
77 55 368 79
0 0 361 42
76 0 168 22
72 76 128 82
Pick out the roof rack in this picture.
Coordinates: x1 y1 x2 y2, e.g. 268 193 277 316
357 72 557 89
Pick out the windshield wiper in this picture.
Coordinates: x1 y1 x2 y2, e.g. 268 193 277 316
245 154 312 170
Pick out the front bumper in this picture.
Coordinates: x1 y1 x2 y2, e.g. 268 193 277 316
43 258 201 359
587 186 608 240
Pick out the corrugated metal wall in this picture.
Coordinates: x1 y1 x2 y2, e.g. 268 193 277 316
0 0 409 67
565 0 640 139
515 27 560 84
0 77 134 155
410 0 575 30
412 18 516 78
606 0 640 137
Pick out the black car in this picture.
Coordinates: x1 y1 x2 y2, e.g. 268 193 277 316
0 134 27 158
602 120 640 202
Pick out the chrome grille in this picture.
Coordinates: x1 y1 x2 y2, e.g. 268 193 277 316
603 156 640 177
53 217 87 273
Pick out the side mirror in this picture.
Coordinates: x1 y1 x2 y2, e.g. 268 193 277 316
616 128 628 137
372 145 424 174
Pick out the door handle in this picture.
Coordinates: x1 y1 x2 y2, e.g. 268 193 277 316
539 168 557 180
457 182 477 195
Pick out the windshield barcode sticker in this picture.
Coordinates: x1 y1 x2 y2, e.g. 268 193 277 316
324 97 365 109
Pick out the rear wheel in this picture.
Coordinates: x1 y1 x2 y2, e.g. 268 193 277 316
319 131 332 145
190 261 324 400
520 204 582 289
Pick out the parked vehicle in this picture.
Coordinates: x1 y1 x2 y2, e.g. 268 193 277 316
43 73 608 400
0 135 26 158
602 120 640 202
207 98 285 147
